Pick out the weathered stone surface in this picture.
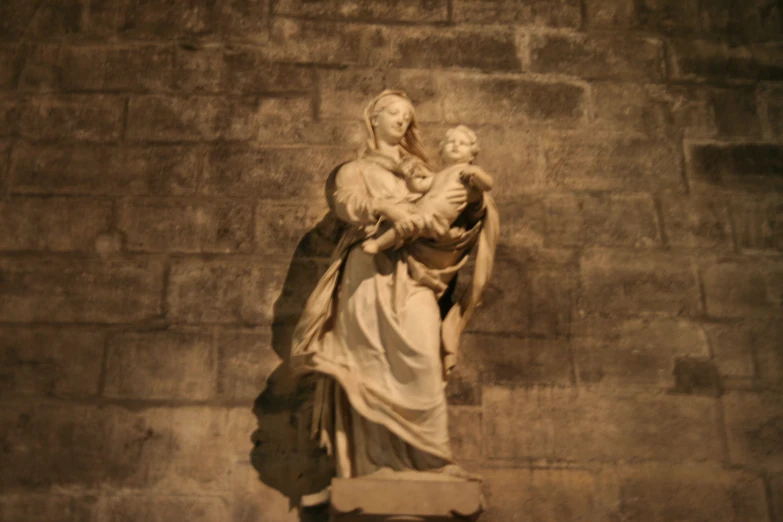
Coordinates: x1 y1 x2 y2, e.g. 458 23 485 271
174 46 312 94
275 0 449 22
167 259 287 325
704 322 766 379
26 0 122 40
530 266 576 338
669 40 783 82
440 74 587 126
255 200 335 259
460 333 573 387
448 406 482 462
0 495 97 522
484 386 722 461
771 474 783 522
612 463 769 522
660 195 733 251
0 328 104 398
267 19 364 65
390 26 522 72
126 95 313 142
542 135 683 191
18 95 124 142
0 198 112 252
216 328 281 400
580 250 701 317
230 461 299 522
688 142 783 192
545 192 660 248
117 198 254 254
496 196 546 247
480 468 605 522
584 0 636 28
724 391 783 471
0 1 41 41
17 44 61 92
453 0 581 27
10 144 201 196
732 194 783 253
318 69 385 120
635 0 701 32
700 0 783 40
60 44 174 92
469 253 530 335
764 85 783 139
103 330 216 400
0 45 22 89
0 258 163 323
702 260 782 318
528 32 665 81
99 495 229 522
203 146 351 199
572 317 709 388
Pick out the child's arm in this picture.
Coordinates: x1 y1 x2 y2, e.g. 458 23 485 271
460 165 493 192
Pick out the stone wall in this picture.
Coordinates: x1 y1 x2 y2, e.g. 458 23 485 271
1 1 782 521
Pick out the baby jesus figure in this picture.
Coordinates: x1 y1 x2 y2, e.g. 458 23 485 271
362 125 494 254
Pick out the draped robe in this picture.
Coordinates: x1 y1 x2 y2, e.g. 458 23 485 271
290 150 499 478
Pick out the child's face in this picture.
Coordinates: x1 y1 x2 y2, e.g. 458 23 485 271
440 130 475 164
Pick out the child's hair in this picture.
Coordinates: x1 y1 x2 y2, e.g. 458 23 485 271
439 125 480 163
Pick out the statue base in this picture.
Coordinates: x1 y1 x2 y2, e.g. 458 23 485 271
329 475 483 521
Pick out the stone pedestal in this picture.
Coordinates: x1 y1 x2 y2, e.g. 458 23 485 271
330 476 483 521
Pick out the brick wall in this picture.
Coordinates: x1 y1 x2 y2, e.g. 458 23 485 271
1 1 781 521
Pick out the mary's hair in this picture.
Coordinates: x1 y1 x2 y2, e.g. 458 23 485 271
362 90 429 164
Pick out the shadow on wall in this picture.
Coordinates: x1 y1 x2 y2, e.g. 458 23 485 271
249 165 347 521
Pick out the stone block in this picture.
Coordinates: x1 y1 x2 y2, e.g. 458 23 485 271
203 146 351 199
99 495 229 522
0 95 20 138
216 328 281 400
117 198 254 254
230 461 299 522
440 73 586 126
660 194 733 251
702 260 782 318
10 143 201 196
384 69 444 123
542 135 683 192
448 406 482 462
0 1 41 41
771 474 783 522
0 327 104 398
635 0 701 32
700 0 783 41
480 468 606 522
706 319 783 386
390 26 522 72
584 0 636 28
579 250 701 317
672 357 722 396
17 44 61 92
572 317 709 388
763 85 783 139
0 198 112 252
0 140 10 194
274 0 449 22
18 95 124 142
174 46 312 94
103 330 217 400
27 0 122 39
483 386 723 461
167 259 287 325
469 253 530 335
267 19 363 65
723 391 783 471
545 192 660 248
0 45 22 89
461 333 573 387
330 478 482 520
669 40 783 82
117 0 220 39
496 196 546 248
215 0 269 39
255 200 336 259
318 69 385 121
0 258 163 323
0 495 97 522
732 194 783 253
613 463 769 522
453 0 581 27
687 142 783 192
528 32 665 81
127 94 313 142
60 44 174 92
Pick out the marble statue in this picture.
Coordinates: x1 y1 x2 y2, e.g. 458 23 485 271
289 91 499 515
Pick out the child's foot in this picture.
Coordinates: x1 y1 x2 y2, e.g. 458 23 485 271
362 240 379 254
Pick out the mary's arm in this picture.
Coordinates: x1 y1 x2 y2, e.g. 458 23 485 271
333 162 417 229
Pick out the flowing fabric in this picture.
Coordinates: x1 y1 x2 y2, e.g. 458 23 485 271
289 149 498 479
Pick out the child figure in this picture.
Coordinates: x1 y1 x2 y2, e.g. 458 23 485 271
362 125 494 254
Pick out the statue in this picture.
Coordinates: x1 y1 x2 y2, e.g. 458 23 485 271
289 90 499 518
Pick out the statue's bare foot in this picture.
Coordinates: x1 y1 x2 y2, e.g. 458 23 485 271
362 240 379 254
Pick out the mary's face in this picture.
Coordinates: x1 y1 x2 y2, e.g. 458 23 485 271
372 100 413 145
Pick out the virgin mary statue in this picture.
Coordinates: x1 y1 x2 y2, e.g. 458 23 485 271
290 91 499 485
